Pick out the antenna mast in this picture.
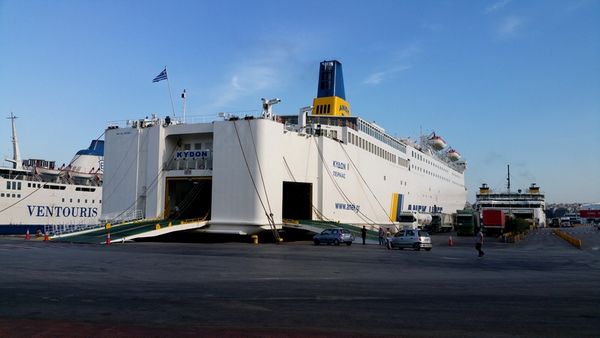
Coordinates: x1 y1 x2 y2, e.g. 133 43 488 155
7 113 22 170
181 89 186 123
507 164 511 194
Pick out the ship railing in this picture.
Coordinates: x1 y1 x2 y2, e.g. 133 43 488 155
106 112 244 130
166 157 213 171
100 209 145 225
45 222 105 237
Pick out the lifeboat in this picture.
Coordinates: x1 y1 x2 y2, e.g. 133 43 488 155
35 166 62 177
447 149 461 161
428 133 447 150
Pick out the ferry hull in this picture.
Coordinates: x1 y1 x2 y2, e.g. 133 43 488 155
102 118 467 234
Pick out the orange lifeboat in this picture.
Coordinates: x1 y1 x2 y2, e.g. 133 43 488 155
428 133 447 150
447 149 461 161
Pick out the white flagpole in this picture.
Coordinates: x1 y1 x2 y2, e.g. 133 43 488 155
165 66 176 119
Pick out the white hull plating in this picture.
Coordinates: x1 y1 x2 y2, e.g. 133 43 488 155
102 117 467 235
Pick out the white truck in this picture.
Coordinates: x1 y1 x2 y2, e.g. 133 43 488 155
397 211 432 230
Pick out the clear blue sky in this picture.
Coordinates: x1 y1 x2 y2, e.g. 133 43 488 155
1 0 599 204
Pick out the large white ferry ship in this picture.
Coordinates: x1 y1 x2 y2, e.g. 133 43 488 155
101 60 467 235
0 114 104 234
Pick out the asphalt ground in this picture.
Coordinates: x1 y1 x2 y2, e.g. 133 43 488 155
1 226 599 337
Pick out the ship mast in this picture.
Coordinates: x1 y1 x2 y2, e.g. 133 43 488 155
507 164 511 216
507 164 511 194
6 113 22 170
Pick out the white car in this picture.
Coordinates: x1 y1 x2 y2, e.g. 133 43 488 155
387 229 432 251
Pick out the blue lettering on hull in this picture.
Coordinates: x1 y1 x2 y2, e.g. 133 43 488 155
26 205 99 218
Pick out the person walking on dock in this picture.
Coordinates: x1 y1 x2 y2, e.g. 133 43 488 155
476 228 485 257
378 227 385 245
361 226 367 245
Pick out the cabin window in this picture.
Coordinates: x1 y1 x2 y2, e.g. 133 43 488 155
28 183 31 188
0 193 3 197
70 199 73 203
17 194 20 198
62 198 65 202
17 182 21 190
77 199 80 203
194 143 202 150
6 181 10 190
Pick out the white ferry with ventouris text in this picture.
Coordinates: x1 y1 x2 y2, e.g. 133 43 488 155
0 113 103 234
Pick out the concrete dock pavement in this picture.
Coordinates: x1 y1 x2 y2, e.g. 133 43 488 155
0 229 599 337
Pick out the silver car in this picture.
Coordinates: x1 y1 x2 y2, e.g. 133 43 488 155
313 228 355 246
387 229 432 251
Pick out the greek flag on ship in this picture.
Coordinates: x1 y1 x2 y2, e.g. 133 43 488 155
152 68 168 83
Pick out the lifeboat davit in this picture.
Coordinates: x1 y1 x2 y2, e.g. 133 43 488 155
447 149 461 161
428 134 447 150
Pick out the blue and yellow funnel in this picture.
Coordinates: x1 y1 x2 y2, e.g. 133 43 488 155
312 60 351 116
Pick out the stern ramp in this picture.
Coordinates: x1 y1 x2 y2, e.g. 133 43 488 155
54 219 208 244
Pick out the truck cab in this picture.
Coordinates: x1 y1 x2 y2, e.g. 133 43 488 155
398 211 432 230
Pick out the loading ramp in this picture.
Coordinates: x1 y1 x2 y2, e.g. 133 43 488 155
53 218 208 244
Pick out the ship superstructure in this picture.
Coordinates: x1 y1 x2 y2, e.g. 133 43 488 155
0 113 104 234
101 60 467 235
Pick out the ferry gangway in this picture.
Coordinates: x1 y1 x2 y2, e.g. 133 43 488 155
52 218 208 244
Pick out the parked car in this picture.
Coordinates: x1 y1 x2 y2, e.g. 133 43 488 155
313 228 355 246
387 229 432 251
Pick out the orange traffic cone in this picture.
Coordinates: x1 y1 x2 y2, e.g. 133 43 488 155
44 232 49 242
25 229 30 240
105 231 111 245
448 235 454 246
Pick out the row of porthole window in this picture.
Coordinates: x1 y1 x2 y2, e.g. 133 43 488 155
411 150 449 174
60 198 101 204
412 164 460 185
348 132 398 165
0 193 101 204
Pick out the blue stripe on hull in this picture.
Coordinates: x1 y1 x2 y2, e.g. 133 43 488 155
0 224 46 235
